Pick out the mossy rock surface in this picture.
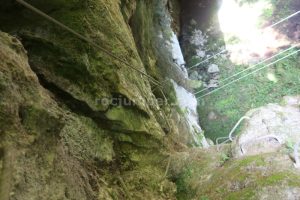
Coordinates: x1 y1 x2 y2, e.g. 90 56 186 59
173 146 300 200
0 30 174 199
0 0 186 198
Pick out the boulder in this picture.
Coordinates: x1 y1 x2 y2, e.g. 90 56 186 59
207 79 219 88
207 64 220 74
233 96 300 157
189 71 199 80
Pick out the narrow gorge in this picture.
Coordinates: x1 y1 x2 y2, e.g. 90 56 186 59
0 0 300 199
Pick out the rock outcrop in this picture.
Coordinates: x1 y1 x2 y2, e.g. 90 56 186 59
171 146 300 200
0 29 178 200
233 96 300 157
172 96 300 200
0 0 207 199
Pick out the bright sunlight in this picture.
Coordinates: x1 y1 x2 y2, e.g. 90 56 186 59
218 0 292 64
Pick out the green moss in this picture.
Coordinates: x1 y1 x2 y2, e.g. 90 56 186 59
175 152 221 200
1 0 150 113
117 133 133 143
19 105 63 136
130 0 159 78
0 72 6 92
173 149 300 200
199 196 210 200
176 164 198 199
257 171 300 187
164 81 178 105
260 173 288 185
61 115 115 162
237 155 267 167
0 2 172 199
106 106 144 131
225 188 256 200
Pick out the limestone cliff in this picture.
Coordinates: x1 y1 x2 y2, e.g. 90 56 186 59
0 0 204 199
1 0 300 200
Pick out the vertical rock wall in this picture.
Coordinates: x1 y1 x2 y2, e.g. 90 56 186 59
0 0 208 199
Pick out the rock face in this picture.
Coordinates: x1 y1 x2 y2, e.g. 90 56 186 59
0 28 178 200
0 31 115 200
171 97 300 200
0 0 207 199
169 32 188 78
180 0 224 90
233 96 300 157
172 146 300 200
171 80 209 147
207 64 220 74
189 71 200 80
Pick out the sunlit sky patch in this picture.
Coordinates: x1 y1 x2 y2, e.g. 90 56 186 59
218 0 292 64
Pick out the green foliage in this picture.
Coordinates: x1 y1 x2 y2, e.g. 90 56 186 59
269 0 293 20
261 7 274 18
192 0 299 142
198 50 300 141
285 139 295 153
176 164 198 199
236 0 261 6
199 196 210 200
189 56 202 68
225 36 241 45
220 153 230 164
